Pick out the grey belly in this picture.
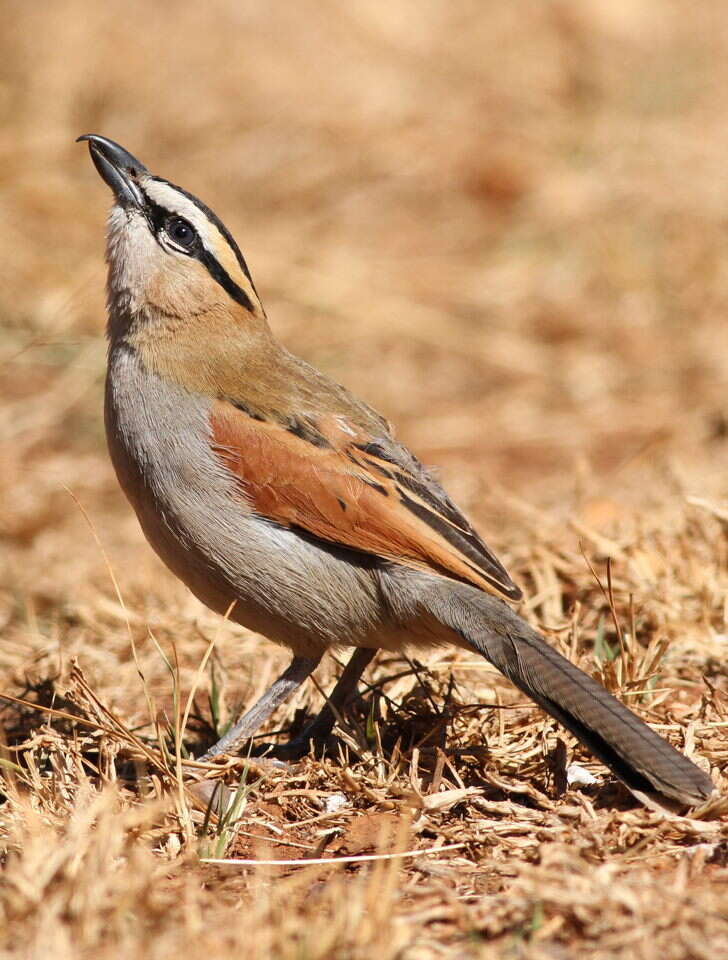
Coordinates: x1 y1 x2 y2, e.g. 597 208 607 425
104 347 400 655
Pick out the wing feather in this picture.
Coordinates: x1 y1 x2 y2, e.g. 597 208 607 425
210 400 521 600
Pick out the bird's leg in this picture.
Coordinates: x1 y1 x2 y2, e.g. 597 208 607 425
199 654 321 761
300 647 376 743
270 647 376 760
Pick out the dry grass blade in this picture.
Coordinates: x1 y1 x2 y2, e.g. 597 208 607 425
202 842 466 868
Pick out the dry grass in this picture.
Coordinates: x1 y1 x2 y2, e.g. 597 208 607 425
1 1 728 957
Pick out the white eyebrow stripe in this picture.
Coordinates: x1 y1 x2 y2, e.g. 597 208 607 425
140 176 265 317
142 179 213 238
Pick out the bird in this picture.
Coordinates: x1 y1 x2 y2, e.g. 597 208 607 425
78 133 714 807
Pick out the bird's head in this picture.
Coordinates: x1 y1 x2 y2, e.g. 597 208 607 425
78 135 265 344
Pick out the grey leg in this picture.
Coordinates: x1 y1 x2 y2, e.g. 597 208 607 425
200 655 320 760
301 648 376 742
273 647 376 759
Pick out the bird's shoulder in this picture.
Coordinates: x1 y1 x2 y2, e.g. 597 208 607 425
211 358 522 601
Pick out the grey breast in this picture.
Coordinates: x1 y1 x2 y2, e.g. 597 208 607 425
103 343 393 652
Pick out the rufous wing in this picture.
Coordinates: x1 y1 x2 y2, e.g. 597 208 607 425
210 399 521 601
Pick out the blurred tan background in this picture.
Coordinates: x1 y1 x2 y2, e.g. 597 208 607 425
2 6 728 955
1 0 726 701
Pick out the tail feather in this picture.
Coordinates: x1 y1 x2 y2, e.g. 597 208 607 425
425 585 714 806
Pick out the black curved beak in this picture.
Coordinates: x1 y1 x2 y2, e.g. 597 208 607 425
77 134 148 210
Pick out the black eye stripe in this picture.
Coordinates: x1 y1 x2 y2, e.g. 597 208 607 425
149 176 256 288
143 197 172 234
140 191 255 312
198 247 255 312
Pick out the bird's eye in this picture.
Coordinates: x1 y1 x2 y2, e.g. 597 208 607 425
165 217 196 249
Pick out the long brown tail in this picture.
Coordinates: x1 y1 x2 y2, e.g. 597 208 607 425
425 584 714 805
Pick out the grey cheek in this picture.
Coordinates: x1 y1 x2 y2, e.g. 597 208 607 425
106 215 160 296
